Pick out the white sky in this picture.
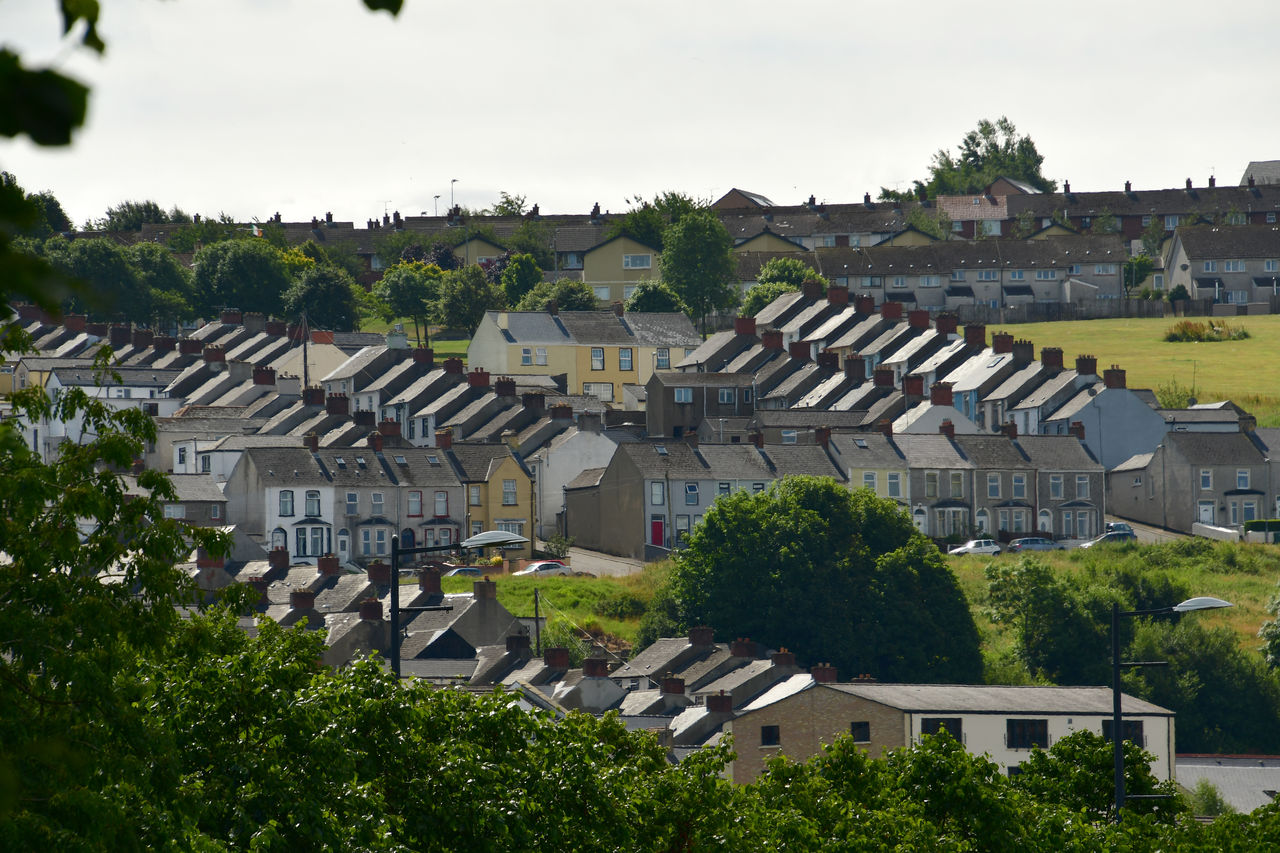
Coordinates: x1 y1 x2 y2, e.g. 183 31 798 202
4 0 1279 227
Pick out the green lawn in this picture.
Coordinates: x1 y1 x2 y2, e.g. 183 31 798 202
357 316 469 362
1005 315 1280 425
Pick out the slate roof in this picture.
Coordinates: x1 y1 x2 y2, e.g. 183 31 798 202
951 435 1031 468
1173 224 1280 259
52 366 181 387
1175 756 1280 814
892 434 970 469
1012 370 1081 410
1015 435 1103 470
827 683 1171 716
1006 182 1280 220
1165 431 1266 465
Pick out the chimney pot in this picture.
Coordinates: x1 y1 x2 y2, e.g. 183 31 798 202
359 597 382 621
418 568 443 595
544 647 571 669
472 578 497 599
583 657 610 678
811 663 838 683
706 691 734 714
730 637 756 658
443 357 465 375
317 554 341 576
367 560 391 584
880 301 903 320
326 393 348 415
1103 365 1126 389
734 316 757 337
688 625 714 646
1075 354 1098 377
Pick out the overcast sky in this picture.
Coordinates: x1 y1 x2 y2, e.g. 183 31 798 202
4 0 1279 227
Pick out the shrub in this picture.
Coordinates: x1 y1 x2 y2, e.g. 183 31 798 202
1164 319 1250 342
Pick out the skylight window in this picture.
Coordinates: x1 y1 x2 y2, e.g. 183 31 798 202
394 455 408 465
334 457 346 469
655 445 668 456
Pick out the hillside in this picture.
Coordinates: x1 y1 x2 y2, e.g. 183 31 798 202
1004 314 1280 425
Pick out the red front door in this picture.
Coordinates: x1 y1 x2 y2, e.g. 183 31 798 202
650 517 665 547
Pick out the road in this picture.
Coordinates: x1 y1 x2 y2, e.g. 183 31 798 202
553 544 645 578
1106 516 1185 544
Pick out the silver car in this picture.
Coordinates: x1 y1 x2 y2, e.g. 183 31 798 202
947 539 1002 556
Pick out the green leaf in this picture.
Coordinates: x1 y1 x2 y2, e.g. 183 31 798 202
0 51 90 146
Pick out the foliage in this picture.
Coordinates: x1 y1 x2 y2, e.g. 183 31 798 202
539 619 593 666
659 208 738 333
192 238 290 317
1258 583 1280 669
623 279 686 314
1013 730 1183 822
435 264 505 334
500 252 544 306
542 533 574 559
1141 215 1167 258
881 116 1055 201
1123 254 1155 296
45 236 144 320
164 212 244 252
757 256 825 290
1186 777 1236 816
668 476 982 681
740 280 800 317
94 199 190 231
283 264 361 331
489 190 528 216
906 204 954 239
374 260 441 344
504 218 554 269
1164 319 1250 342
604 191 703 251
1167 283 1191 302
1155 376 1200 408
516 277 598 312
128 242 195 325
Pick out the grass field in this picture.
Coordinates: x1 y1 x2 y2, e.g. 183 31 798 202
356 316 469 362
1006 315 1280 425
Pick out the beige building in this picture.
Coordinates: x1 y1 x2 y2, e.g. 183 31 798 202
581 235 661 304
726 682 1174 784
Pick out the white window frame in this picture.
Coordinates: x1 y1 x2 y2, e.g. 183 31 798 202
408 490 423 517
887 472 901 498
1012 474 1026 500
619 347 633 371
651 481 665 505
1238 469 1250 490
863 472 877 491
622 253 652 269
673 387 693 404
987 473 1000 499
535 346 547 366
684 482 699 506
590 347 605 370
502 479 517 506
1049 474 1063 500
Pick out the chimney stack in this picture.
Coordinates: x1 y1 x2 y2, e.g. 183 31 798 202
1041 347 1064 370
814 426 831 448
473 578 497 599
265 320 287 337
855 294 875 315
1011 339 1034 364
367 431 384 452
202 345 225 363
367 561 392 585
876 419 893 437
268 547 290 573
303 433 319 453
761 329 784 351
303 386 325 406
1069 421 1086 440
359 598 383 621
289 589 316 610
930 381 953 407
992 332 1014 354
253 366 276 385
873 367 894 388
843 354 866 382
550 404 574 421
734 316 757 337
827 285 850 306
689 625 715 646
934 314 958 336
880 301 903 320
494 377 517 399
131 329 153 349
443 357 465 375
178 338 203 355
815 350 838 370
412 347 434 367
706 691 734 714
748 432 764 449
326 393 348 415
788 341 811 362
1003 421 1018 439
418 568 443 595
661 676 686 695
907 309 930 330
583 657 610 678
152 334 175 353
612 301 624 317
353 410 375 428
521 392 546 413
317 554 341 577
378 418 401 438
435 427 453 449
1075 354 1097 377
963 323 986 349
1103 365 1126 389
544 647 571 669
506 634 531 654
811 663 837 683
730 637 756 658
467 368 491 389
802 278 823 300
939 419 955 438
903 374 925 399
220 309 243 326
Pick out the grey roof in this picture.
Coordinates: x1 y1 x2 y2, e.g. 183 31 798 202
52 366 181 387
482 310 699 347
752 290 810 328
941 349 1014 392
741 674 817 711
1012 370 1080 411
1176 756 1280 814
564 467 606 490
616 441 778 481
827 683 1171 716
1174 224 1280 260
1015 435 1103 470
951 435 1031 469
892 434 971 469
1166 431 1266 465
321 345 391 383
1110 452 1154 473
610 638 696 680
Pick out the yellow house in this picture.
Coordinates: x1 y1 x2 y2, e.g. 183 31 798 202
581 235 660 304
880 226 941 247
466 309 701 406
733 228 808 254
454 236 507 267
443 437 535 559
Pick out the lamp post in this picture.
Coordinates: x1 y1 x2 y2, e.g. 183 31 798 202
450 178 458 210
1111 596 1231 819
389 529 528 677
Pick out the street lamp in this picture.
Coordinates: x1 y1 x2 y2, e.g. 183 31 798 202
450 178 458 210
389 529 528 677
1111 596 1231 819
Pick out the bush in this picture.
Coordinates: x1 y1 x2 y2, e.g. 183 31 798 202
1164 320 1250 342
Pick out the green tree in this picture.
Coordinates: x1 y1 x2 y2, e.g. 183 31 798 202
490 190 528 216
1141 214 1167 257
516 277 598 312
604 191 703 251
740 281 798 318
882 117 1056 201
624 280 686 314
905 205 954 239
669 476 982 682
659 208 738 334
436 264 505 334
505 218 554 269
164 212 243 252
1123 254 1155 297
192 238 290 317
46 236 146 321
283 265 360 331
95 199 189 231
374 260 441 344
500 252 544 306
128 242 194 325
757 256 823 289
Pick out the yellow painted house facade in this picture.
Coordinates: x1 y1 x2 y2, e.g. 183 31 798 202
581 235 661 305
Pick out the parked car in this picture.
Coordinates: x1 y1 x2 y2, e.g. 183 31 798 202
1079 530 1138 549
512 560 571 577
443 566 483 578
1007 537 1065 552
1106 521 1135 534
948 539 1002 556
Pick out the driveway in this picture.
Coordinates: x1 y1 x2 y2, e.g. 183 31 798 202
553 545 645 578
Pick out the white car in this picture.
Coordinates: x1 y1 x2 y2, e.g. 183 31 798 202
948 539 1002 556
512 560 571 577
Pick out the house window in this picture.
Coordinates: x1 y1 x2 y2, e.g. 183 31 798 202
619 348 633 371
850 721 871 743
1238 469 1250 489
717 387 734 404
209 503 221 520
1035 270 1058 280
859 276 882 288
583 382 614 400
371 492 384 516
535 347 547 365
863 472 877 491
408 491 422 517
919 275 939 288
360 528 372 555
976 508 990 533
1102 719 1144 745
1009 269 1025 280
685 482 699 505
1095 263 1117 274
760 725 781 747
177 446 187 465
435 490 448 517
1244 500 1258 522
163 504 185 519
1267 260 1279 273
1153 274 1164 289
1007 719 1049 749
892 276 907 289
1076 476 1089 499
674 514 690 544
925 472 939 498
1142 215 1152 227
623 253 652 269
623 285 636 301
656 348 670 369
375 528 387 555
981 220 1001 236
346 492 358 515
977 269 998 281
1269 214 1278 225
593 286 610 301
743 388 752 403
562 251 583 270
304 490 320 517
921 718 962 740
674 387 693 404
752 483 765 493
651 482 665 505
819 235 836 248
1068 264 1081 275
590 347 605 370
950 269 965 282
279 490 294 517
502 479 517 505
1203 261 1218 273
200 455 211 473
781 430 797 445
521 347 532 366
298 528 309 557
311 527 324 556
718 482 731 496
1012 474 1026 499
469 485 481 506
887 472 901 498
950 472 963 498
1164 215 1180 230
987 473 1000 499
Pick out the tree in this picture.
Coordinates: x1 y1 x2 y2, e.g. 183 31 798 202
604 191 703 252
192 238 290 317
164 212 243 252
506 218 554 269
128 242 194 325
668 476 982 682
46 236 146 320
757 256 823 290
515 277 597 312
659 208 738 334
95 199 189 231
881 117 1056 201
500 253 544 307
490 191 528 216
905 205 953 239
283 265 361 332
624 280 686 314
1123 255 1155 297
436 264 505 334
1141 214 1167 257
374 260 441 344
